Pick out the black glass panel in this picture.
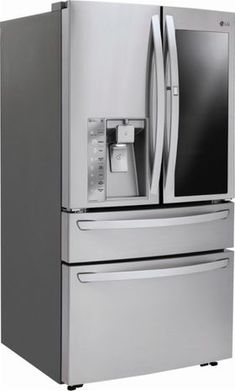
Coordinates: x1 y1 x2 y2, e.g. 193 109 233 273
175 31 228 197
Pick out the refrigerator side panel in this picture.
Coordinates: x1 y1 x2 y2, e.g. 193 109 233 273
1 11 62 383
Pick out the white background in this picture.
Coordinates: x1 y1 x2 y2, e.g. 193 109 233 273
0 0 235 390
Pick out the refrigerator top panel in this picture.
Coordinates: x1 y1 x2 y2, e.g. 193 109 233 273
162 7 235 203
62 1 162 209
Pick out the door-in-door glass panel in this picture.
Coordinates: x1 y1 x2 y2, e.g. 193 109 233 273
175 31 228 197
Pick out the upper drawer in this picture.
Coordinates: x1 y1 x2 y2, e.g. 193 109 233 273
62 202 234 263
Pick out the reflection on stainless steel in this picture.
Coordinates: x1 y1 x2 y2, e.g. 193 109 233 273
164 15 180 202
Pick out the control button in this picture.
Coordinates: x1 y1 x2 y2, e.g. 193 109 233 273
88 118 106 202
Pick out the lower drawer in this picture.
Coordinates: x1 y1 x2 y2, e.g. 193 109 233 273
62 251 233 386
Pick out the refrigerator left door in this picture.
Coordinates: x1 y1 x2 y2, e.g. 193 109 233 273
62 1 162 210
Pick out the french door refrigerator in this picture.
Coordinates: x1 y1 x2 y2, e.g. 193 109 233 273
1 1 234 390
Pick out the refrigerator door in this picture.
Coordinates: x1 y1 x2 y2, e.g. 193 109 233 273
62 201 233 263
162 7 235 203
62 251 233 385
63 1 164 210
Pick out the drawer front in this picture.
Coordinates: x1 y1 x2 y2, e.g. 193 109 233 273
62 202 234 263
62 251 233 385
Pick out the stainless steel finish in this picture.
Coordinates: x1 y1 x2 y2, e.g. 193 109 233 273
62 8 70 206
110 144 128 172
107 143 139 197
150 15 165 196
116 124 135 143
149 54 156 162
78 258 229 283
63 1 160 209
61 5 234 387
62 202 233 263
164 15 180 199
62 251 234 385
105 118 148 199
77 209 228 230
163 7 235 203
2 3 234 389
106 118 145 130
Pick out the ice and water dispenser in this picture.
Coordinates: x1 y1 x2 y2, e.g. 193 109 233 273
88 118 147 202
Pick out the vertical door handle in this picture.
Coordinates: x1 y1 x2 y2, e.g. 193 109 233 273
150 15 165 195
164 15 179 196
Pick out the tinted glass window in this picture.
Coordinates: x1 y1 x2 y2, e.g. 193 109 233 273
175 31 228 197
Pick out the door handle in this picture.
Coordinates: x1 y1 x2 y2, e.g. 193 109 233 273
77 258 229 283
150 15 165 195
77 209 229 230
164 15 179 196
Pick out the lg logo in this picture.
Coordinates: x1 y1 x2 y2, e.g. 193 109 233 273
220 21 230 26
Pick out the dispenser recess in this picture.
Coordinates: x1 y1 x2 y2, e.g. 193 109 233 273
87 118 148 202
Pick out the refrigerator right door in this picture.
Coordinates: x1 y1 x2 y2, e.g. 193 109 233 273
162 7 235 203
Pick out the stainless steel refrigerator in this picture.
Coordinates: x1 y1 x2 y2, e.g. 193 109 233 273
1 1 234 390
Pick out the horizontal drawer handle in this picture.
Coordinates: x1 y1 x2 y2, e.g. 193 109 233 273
77 210 229 231
77 258 229 283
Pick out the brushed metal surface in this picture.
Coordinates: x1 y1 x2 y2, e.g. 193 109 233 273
77 209 229 230
164 15 180 200
77 258 229 282
150 15 165 196
62 251 233 385
62 1 160 209
62 202 234 263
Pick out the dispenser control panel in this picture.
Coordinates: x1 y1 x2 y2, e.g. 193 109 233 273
88 118 106 202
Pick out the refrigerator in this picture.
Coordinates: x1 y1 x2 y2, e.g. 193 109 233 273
1 1 234 389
